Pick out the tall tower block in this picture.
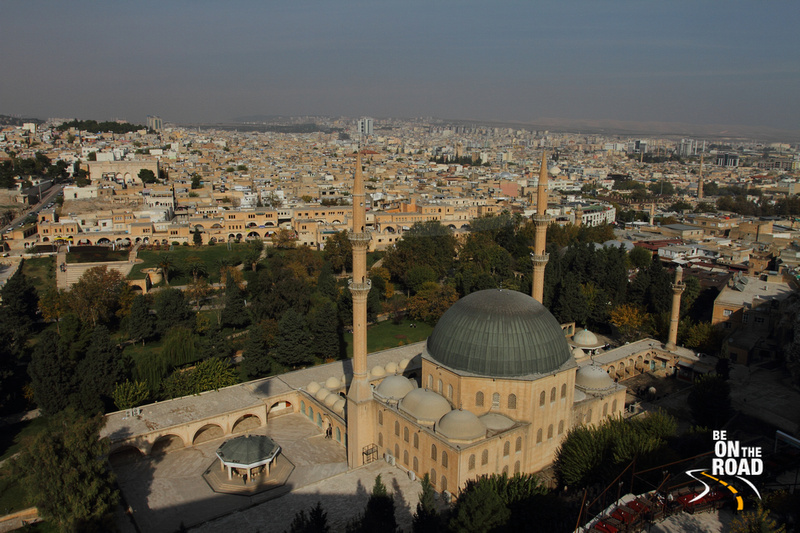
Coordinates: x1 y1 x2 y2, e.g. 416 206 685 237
531 152 550 303
346 151 374 468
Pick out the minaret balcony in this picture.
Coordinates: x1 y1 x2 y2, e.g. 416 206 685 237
532 214 551 225
348 231 372 243
348 279 372 293
530 252 550 264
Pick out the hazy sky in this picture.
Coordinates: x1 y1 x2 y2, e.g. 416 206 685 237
3 1 799 130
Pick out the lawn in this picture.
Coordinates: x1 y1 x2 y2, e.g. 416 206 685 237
0 466 32 515
20 256 55 294
344 318 432 358
66 246 128 264
128 243 253 284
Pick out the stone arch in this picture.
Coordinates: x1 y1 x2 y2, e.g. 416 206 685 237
247 231 260 239
514 461 520 474
247 222 258 228
448 224 456 230
194 224 205 231
608 365 616 379
231 414 261 434
384 226 396 234
618 362 625 376
109 445 145 466
404 450 409 465
539 391 546 406
193 424 224 444
97 237 111 244
151 434 184 455
41 236 50 242
268 400 292 418
413 456 419 472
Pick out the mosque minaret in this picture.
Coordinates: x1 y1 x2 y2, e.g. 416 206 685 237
531 151 551 303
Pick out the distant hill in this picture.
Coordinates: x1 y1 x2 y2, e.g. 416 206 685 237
0 114 43 127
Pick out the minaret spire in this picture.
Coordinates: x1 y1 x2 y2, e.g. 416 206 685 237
697 154 705 200
531 151 550 303
665 266 685 351
346 149 374 468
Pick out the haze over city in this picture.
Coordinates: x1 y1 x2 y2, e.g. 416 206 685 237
4 1 799 135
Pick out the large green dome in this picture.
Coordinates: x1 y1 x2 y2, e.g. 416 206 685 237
426 289 571 377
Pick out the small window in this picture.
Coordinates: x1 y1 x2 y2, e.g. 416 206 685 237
414 457 419 472
560 383 567 399
547 424 553 439
514 461 520 474
428 375 433 389
404 450 409 465
395 444 399 459
469 454 476 470
536 429 543 443
404 427 409 442
723 309 733 317
441 476 447 492
502 465 509 475
558 420 564 435
378 411 383 425
431 469 437 486
603 403 608 417
395 421 400 436
503 441 510 457
508 394 517 409
539 391 546 406
442 451 448 468
378 433 383 446
587 409 592 423
448 384 453 400
413 433 419 449
492 392 500 408
438 379 443 394
481 449 489 466
550 387 556 403
612 399 618 413
431 444 437 461
515 437 522 452
476 391 484 407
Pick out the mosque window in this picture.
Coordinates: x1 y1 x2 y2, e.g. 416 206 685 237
515 437 522 452
431 469 437 485
587 409 592 423
503 441 510 457
476 391 484 407
317 413 323 427
514 461 520 474
536 429 543 443
502 466 509 475
431 444 437 461
547 425 553 439
447 384 453 400
428 375 433 389
414 457 419 472
378 433 383 446
603 403 608 418
550 387 556 403
404 450 409 465
442 451 448 467
438 379 443 394
300 400 306 414
468 454 476 470
404 427 409 442
558 420 564 435
395 421 400 436
539 391 546 406
378 411 383 425
508 394 517 409
413 433 419 449
335 427 341 442
481 450 489 466
395 444 399 459
309 406 314 421
612 399 618 413
561 384 567 399
492 392 500 408
441 476 447 492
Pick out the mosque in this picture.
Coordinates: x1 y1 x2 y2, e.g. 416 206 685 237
104 151 697 502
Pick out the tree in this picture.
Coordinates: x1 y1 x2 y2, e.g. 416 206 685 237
162 357 237 399
324 231 352 273
67 266 126 327
406 282 459 326
243 240 263 272
76 326 125 414
272 228 298 248
28 330 76 415
309 301 341 361
347 475 396 533
112 380 150 410
288 501 330 533
157 254 175 285
12 411 119 532
128 294 157 344
448 476 510 533
552 273 588 326
412 474 441 533
382 221 457 284
190 173 202 189
730 503 786 533
610 303 650 342
0 264 39 347
241 319 279 379
273 309 313 367
220 276 249 329
138 168 157 183
193 228 203 245
628 246 653 270
154 288 192 332
688 373 732 427
317 262 338 301
161 326 202 368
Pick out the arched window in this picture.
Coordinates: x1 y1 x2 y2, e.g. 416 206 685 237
476 391 484 407
300 400 306 414
586 409 592 423
317 413 322 427
413 433 419 449
438 379 443 394
441 476 447 492
447 384 453 400
514 461 520 474
378 433 383 446
547 424 553 439
395 421 400 436
550 387 556 403
561 383 567 399
404 450 409 465
558 420 564 435
442 451 448 467
536 429 543 443
413 456 419 472
515 437 522 452
378 411 383 425
508 394 517 409
431 469 437 486
539 391 546 406
502 465 508 475
431 444 437 461
468 454 476 470
309 406 314 421
395 444 399 459
404 427 409 442
603 403 608 418
492 392 500 408
481 449 489 466
503 441 510 457
612 399 618 414
427 375 433 389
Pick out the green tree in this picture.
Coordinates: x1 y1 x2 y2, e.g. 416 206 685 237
688 373 732 427
28 331 76 415
76 326 125 414
67 266 126 327
273 309 313 367
163 357 237 398
412 474 441 533
382 220 457 284
138 168 157 183
628 246 653 270
448 475 511 533
154 288 192 332
190 173 202 189
552 273 589 326
221 276 249 328
0 264 39 345
316 262 338 301
730 503 786 533
13 411 119 532
161 326 202 368
404 265 438 294
192 228 203 245
347 475 396 533
128 294 157 344
288 501 330 533
324 230 352 273
309 300 341 361
157 254 175 285
241 319 278 379
407 282 459 326
112 380 150 410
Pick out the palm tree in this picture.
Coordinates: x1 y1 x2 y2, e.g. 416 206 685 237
184 256 207 283
157 254 174 286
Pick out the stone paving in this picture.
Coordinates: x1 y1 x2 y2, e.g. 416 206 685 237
113 413 348 533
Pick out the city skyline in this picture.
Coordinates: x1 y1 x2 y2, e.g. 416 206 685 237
3 1 799 133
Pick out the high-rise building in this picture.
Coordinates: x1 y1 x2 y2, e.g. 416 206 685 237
147 115 163 132
357 117 373 137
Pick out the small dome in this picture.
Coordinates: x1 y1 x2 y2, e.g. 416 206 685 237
307 382 321 394
436 409 486 441
324 376 341 390
572 347 586 359
576 365 615 392
315 388 330 401
398 358 410 371
333 399 345 414
499 171 512 179
324 394 338 407
385 361 398 374
573 388 587 402
479 412 515 432
399 389 451 424
549 165 561 175
371 366 386 378
375 375 414 401
573 328 602 348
